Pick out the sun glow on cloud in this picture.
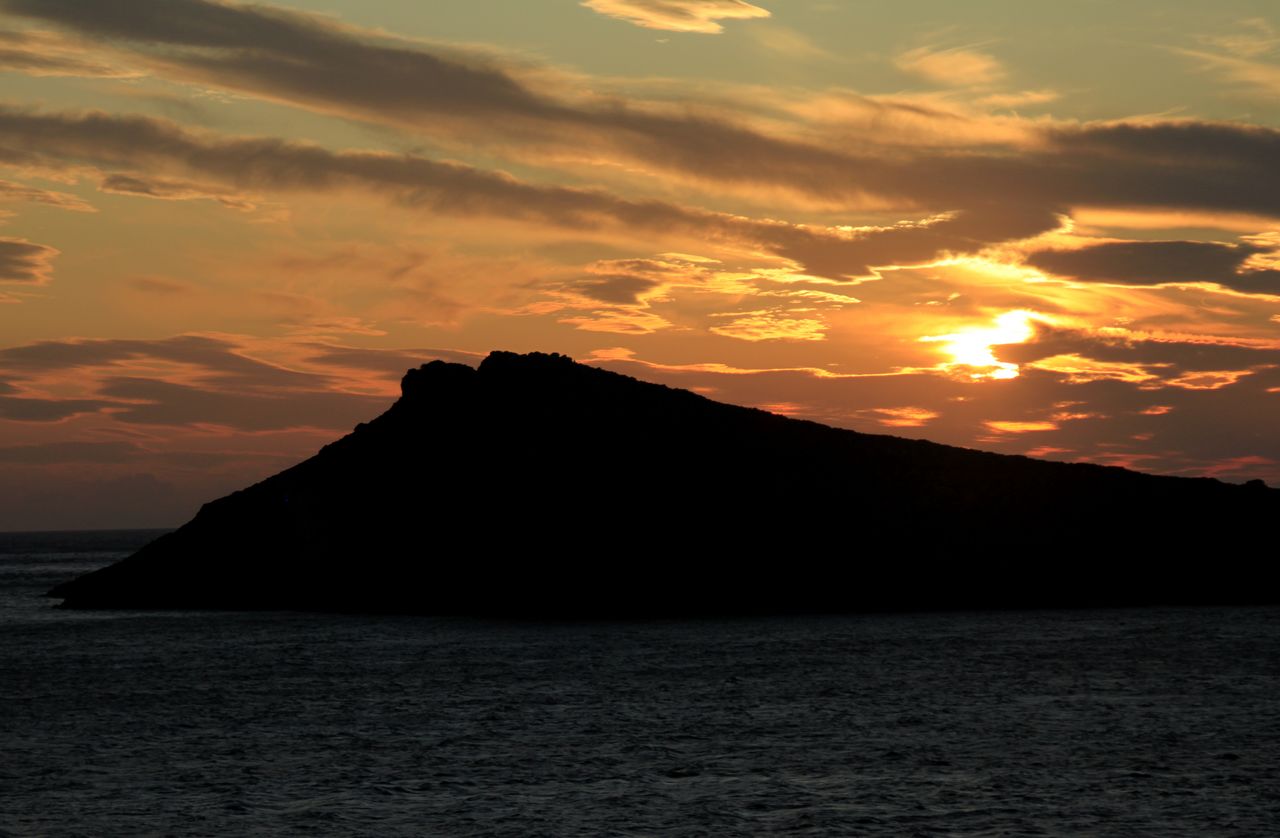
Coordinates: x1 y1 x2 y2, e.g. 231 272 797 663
873 406 940 428
920 310 1041 380
986 420 1059 433
8 0 1280 527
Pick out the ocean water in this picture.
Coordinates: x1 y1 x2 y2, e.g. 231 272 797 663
2 531 1278 836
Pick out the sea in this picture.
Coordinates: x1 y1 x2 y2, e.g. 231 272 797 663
2 530 1277 836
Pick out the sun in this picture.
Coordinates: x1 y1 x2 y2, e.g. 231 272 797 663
921 310 1041 380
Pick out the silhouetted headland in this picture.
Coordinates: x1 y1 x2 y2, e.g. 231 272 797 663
49 351 1279 614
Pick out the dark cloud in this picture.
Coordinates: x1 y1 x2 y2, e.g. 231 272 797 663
1027 239 1280 292
0 107 1058 277
0 237 57 283
0 335 482 434
0 334 330 390
567 273 663 304
1001 325 1280 373
900 121 1280 219
2 0 348 51
0 0 577 126
4 0 1280 280
99 173 256 210
0 106 721 229
0 27 133 77
0 334 399 429
6 0 1280 221
1046 121 1280 170
761 204 1064 278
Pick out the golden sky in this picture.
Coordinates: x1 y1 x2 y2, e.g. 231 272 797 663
2 0 1280 528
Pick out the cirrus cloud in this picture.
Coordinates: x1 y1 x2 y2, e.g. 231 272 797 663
0 177 94 212
895 45 1007 88
0 27 137 77
581 0 770 33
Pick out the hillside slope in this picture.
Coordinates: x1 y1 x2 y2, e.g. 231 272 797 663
49 351 1279 614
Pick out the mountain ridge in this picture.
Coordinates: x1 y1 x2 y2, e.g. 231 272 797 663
48 350 1279 614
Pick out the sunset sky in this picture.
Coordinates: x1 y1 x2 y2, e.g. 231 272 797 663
2 0 1280 529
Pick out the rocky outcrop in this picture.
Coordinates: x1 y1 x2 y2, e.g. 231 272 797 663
48 351 1280 614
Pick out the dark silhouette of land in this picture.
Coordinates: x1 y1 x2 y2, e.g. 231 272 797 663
49 351 1279 614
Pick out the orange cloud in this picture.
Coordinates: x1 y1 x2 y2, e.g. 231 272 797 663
985 420 1059 433
0 333 467 429
559 309 674 335
582 0 770 33
1165 369 1260 390
1024 445 1074 458
1071 207 1280 233
871 406 939 428
1026 354 1162 385
0 28 138 78
709 311 827 342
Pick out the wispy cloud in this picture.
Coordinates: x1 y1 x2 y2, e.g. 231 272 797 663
99 173 256 211
975 89 1060 109
748 25 832 60
709 310 827 341
1203 18 1279 59
0 177 95 212
1177 19 1280 98
0 237 57 283
895 45 1006 88
0 28 138 77
581 0 770 34
0 333 398 429
0 107 1070 280
1176 47 1280 98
